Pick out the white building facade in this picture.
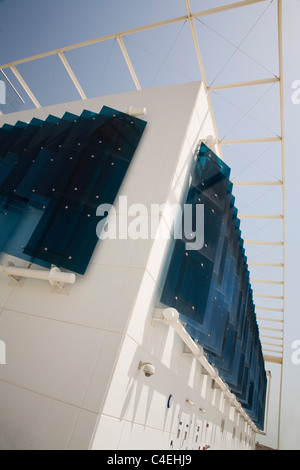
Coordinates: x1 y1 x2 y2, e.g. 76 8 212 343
0 82 261 450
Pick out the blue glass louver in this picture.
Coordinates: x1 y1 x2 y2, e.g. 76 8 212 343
0 106 147 274
160 143 267 430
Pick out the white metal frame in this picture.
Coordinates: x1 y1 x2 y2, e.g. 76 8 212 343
0 0 286 448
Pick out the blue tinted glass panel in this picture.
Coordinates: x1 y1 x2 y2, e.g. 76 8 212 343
160 143 267 430
0 106 147 274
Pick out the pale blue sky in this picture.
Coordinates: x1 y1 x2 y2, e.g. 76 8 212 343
0 0 299 450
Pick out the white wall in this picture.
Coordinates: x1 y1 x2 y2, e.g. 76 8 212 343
0 82 255 450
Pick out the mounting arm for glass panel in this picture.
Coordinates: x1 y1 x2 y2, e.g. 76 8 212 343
153 307 265 435
0 262 76 289
127 106 147 117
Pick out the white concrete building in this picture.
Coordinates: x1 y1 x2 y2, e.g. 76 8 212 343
0 82 263 450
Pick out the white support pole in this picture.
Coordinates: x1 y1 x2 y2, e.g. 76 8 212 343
277 0 286 449
185 0 206 84
58 52 87 100
264 371 272 435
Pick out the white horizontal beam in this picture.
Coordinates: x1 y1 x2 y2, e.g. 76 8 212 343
239 214 283 219
254 294 284 300
256 307 284 312
233 181 283 186
257 318 283 323
208 77 280 92
245 241 284 246
10 66 41 108
57 52 87 100
260 334 284 341
251 279 284 285
259 326 283 332
264 355 283 365
220 137 282 145
262 342 283 348
263 348 283 354
248 262 284 267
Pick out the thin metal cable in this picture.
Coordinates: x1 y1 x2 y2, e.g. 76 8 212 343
124 33 194 82
220 83 277 141
211 88 280 138
228 142 280 181
95 39 116 96
196 17 277 80
150 20 188 88
237 184 282 215
244 218 279 239
247 245 282 262
206 0 275 87
48 53 58 105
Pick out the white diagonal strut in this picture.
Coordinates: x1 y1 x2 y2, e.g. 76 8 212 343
58 52 87 100
185 0 223 159
117 36 141 91
10 66 41 108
